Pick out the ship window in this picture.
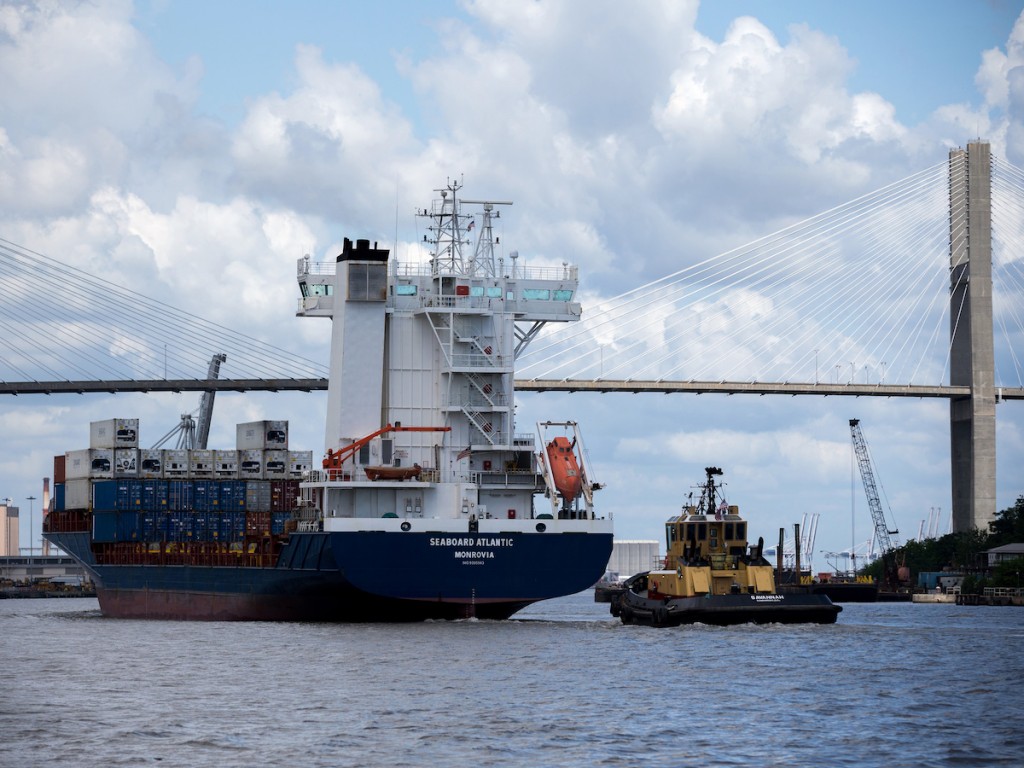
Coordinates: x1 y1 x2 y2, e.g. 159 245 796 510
725 523 734 540
395 284 417 296
736 522 746 540
553 289 573 301
487 287 502 298
470 286 484 297
523 288 550 300
300 282 333 297
506 290 515 301
697 523 707 540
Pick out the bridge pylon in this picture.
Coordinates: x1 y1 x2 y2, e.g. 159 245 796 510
948 140 996 534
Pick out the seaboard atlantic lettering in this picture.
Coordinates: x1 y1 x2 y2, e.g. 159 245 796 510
428 537 515 547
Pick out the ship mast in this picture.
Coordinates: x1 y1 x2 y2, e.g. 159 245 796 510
419 179 511 278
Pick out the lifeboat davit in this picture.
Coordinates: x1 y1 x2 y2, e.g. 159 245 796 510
546 437 582 503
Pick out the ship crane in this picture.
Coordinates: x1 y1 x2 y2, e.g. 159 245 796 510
151 353 227 449
849 418 904 589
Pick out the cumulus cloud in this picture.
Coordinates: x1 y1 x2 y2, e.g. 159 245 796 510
231 44 422 224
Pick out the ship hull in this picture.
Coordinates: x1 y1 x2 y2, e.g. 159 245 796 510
45 528 612 622
615 586 841 627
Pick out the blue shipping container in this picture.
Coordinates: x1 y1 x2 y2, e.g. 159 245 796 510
55 483 65 512
168 480 193 511
168 510 190 542
117 511 143 541
194 480 221 513
93 511 118 542
271 510 292 535
220 510 246 541
142 480 169 509
220 480 247 510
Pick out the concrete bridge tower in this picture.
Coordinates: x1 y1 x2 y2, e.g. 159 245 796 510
948 140 996 533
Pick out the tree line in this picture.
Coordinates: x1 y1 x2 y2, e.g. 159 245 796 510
862 496 1024 593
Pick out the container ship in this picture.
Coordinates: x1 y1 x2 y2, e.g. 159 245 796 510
43 181 614 621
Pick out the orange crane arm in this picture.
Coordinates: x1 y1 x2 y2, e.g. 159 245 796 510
323 424 451 471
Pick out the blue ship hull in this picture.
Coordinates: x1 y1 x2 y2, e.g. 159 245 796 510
45 529 613 621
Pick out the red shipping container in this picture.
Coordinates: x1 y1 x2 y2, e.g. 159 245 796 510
54 454 66 484
245 511 270 536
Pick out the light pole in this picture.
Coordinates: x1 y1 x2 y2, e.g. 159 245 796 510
26 495 36 558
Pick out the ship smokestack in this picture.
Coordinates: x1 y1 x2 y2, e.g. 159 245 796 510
42 478 50 556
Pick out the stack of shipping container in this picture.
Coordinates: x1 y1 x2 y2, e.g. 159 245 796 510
53 419 314 546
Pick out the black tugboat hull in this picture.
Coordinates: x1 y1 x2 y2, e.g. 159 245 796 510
615 589 842 627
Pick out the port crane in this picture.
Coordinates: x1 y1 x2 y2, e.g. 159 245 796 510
152 354 227 450
849 418 904 589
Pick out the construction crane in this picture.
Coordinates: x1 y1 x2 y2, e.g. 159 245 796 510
849 418 904 589
151 354 227 450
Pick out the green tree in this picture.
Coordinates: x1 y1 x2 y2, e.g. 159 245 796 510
988 496 1024 546
989 556 1024 589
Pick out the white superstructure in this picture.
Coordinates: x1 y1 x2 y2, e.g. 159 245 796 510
296 181 607 534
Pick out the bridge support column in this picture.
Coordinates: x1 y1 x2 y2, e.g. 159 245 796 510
948 141 996 533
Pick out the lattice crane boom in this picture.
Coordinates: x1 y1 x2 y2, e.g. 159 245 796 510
849 419 899 554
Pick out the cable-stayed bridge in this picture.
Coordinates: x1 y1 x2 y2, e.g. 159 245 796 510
2 141 1023 533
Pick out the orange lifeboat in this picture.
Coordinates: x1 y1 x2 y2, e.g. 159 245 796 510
545 436 582 503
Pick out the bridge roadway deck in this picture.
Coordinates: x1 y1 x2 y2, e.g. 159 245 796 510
2 378 1023 399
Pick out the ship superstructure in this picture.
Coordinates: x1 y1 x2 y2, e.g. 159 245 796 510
298 181 597 528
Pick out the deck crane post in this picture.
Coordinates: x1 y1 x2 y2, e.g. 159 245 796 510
195 353 227 449
849 418 904 590
151 354 227 450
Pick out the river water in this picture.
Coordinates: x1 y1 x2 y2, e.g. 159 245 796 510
1 593 1022 768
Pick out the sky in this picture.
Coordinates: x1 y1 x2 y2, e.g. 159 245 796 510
2 0 1024 568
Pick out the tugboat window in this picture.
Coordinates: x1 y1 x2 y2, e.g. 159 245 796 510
736 522 746 540
725 523 734 540
697 523 707 540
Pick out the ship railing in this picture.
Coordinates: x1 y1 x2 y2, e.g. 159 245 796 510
307 467 441 484
709 553 740 570
394 262 578 281
473 469 544 489
301 260 337 276
442 391 512 408
450 352 510 369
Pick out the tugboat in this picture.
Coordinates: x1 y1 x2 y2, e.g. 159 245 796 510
613 467 841 627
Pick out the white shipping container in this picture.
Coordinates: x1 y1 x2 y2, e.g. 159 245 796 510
114 449 139 477
66 448 114 480
165 449 189 477
236 420 288 450
288 450 314 478
214 449 238 477
238 449 264 479
90 418 140 449
264 450 288 478
189 449 214 477
64 478 92 510
139 449 164 478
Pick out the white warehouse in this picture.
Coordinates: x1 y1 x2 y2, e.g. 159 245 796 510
605 540 661 580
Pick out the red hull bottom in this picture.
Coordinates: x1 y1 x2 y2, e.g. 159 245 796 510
97 587 534 622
